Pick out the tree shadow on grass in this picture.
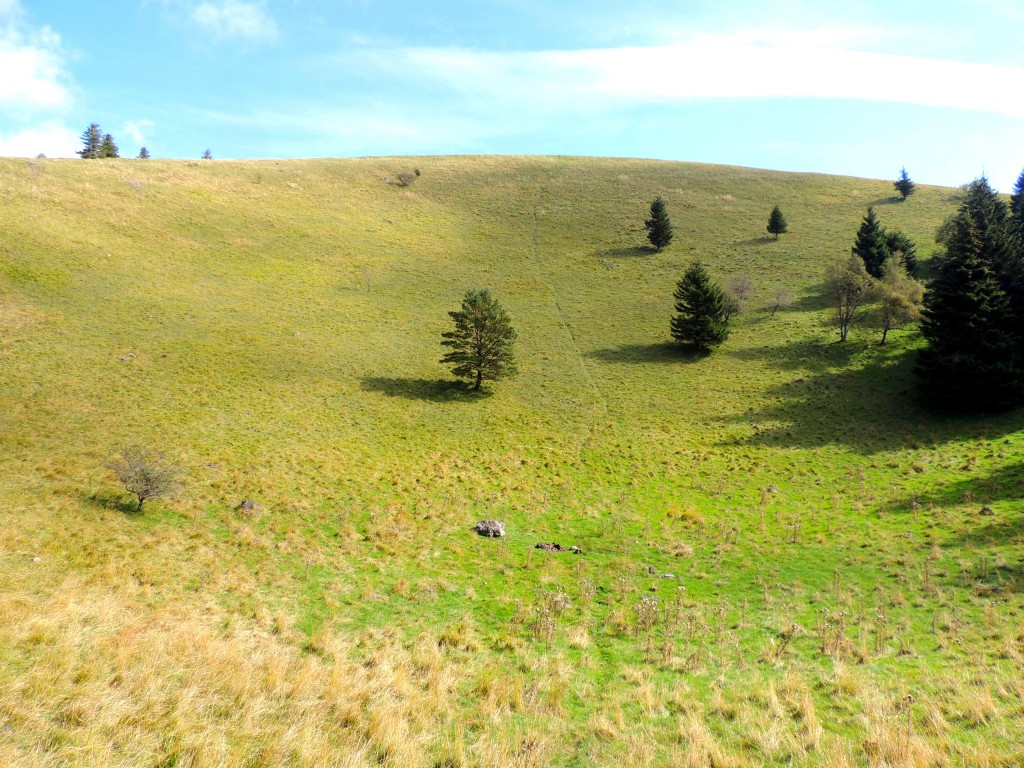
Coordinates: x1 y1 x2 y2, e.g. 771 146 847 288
597 246 656 258
868 196 904 207
735 236 775 247
360 376 493 402
82 489 140 515
724 339 1024 454
586 342 708 365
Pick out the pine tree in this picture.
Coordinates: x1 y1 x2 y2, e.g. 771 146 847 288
885 230 918 275
1012 168 1024 227
77 123 102 159
916 206 1020 410
766 205 788 239
645 196 673 251
670 262 730 352
138 147 150 159
440 289 518 391
202 149 213 160
852 208 891 279
894 167 916 200
100 134 119 158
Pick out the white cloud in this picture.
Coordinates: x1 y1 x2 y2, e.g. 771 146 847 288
190 0 277 42
0 0 71 110
0 0 77 159
386 30 1024 120
0 122 79 157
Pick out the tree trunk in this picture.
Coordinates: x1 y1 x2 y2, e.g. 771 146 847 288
474 369 482 391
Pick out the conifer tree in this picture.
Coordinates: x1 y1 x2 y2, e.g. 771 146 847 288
77 123 102 159
645 196 673 251
916 202 1020 410
885 230 918 274
766 205 788 239
894 167 916 200
440 289 518 391
852 208 891 279
100 134 119 158
138 147 150 159
202 149 213 160
670 262 730 352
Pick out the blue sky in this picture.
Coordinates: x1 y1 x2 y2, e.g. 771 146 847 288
3 0 1024 190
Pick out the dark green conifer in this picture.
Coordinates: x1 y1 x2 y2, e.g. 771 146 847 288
916 206 1020 410
885 230 918 275
440 289 518 391
670 262 730 352
138 147 150 159
894 167 916 200
645 196 673 251
77 123 102 159
766 205 788 239
852 208 891 279
100 134 119 158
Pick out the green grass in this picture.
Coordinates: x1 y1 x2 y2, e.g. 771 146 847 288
2 154 1024 767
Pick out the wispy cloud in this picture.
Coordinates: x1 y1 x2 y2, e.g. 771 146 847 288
190 0 277 42
124 119 155 145
377 29 1024 120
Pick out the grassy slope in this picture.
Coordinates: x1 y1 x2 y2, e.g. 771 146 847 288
2 155 1023 767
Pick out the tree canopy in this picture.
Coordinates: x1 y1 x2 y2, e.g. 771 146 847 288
670 262 730 352
894 167 916 200
440 289 518 391
645 196 673 251
766 205 788 239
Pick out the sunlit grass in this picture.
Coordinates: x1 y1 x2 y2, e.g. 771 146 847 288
2 155 1023 766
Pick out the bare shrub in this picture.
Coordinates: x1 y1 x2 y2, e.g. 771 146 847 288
725 274 755 321
395 171 416 187
107 446 182 512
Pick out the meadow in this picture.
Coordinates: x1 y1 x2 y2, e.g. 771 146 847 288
1 154 1023 767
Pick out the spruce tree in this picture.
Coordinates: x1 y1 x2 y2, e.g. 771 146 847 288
916 208 1020 410
766 205 788 239
202 149 213 160
852 208 891 279
138 147 150 159
440 289 518 391
894 167 916 200
77 123 102 159
100 134 119 158
645 196 673 251
670 262 730 352
885 230 918 274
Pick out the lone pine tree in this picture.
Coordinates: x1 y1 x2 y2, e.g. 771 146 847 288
670 262 730 352
440 289 518 391
766 205 788 239
100 133 119 158
894 167 916 200
645 196 673 251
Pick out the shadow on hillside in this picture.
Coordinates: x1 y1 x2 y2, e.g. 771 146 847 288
735 236 775 247
598 246 656 258
890 462 1024 517
868 196 904 207
586 342 708 365
82 489 142 515
361 376 492 402
724 339 1024 454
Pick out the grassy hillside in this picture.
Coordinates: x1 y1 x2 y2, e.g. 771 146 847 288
2 155 1023 767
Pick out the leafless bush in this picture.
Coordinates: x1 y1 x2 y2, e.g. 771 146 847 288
395 171 417 187
108 446 182 512
769 287 794 318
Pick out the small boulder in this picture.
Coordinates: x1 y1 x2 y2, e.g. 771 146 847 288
979 506 995 517
238 500 259 515
475 520 505 538
570 545 583 555
535 542 564 552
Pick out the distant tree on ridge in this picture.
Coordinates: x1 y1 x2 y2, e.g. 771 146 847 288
894 167 916 200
